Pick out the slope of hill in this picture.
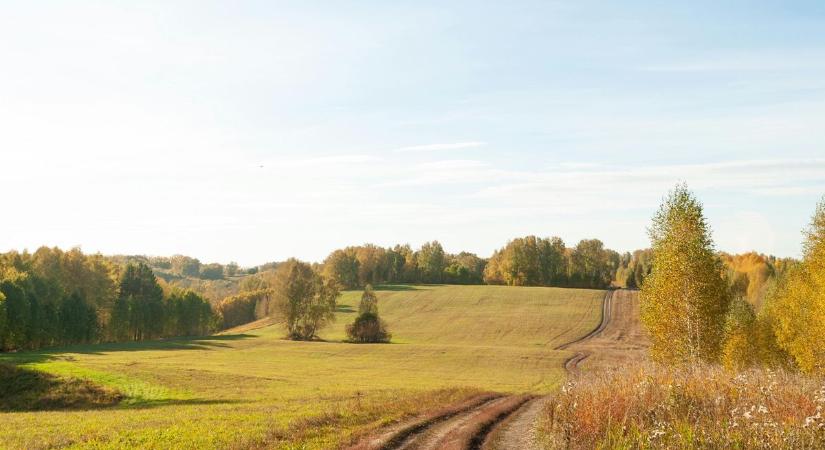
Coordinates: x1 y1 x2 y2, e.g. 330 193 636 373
0 285 602 449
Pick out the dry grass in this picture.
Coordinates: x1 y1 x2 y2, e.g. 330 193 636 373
537 363 825 449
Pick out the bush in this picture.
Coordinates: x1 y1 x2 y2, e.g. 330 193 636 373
346 312 391 343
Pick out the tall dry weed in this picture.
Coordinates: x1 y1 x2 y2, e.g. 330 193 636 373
538 364 824 449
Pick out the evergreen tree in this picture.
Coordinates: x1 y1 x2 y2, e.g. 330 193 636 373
115 263 164 341
640 184 730 364
0 275 31 351
0 291 7 350
58 292 98 344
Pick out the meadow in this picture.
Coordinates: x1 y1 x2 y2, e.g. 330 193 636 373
0 285 604 449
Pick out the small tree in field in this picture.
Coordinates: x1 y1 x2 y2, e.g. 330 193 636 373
347 285 390 343
641 183 730 364
273 259 339 340
357 284 378 315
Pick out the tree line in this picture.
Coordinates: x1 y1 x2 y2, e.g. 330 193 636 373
641 184 824 375
321 238 632 290
4 200 816 353
0 248 216 352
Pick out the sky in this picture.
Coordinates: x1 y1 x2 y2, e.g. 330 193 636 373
2 1 825 266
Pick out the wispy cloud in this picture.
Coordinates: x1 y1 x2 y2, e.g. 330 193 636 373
640 51 825 73
393 141 486 153
268 154 379 168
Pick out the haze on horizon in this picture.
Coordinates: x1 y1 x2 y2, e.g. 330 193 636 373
2 1 825 266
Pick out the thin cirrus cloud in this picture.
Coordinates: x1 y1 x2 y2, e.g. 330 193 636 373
392 141 487 153
267 154 380 169
470 158 825 205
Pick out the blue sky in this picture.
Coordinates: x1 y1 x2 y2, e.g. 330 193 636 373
2 1 825 265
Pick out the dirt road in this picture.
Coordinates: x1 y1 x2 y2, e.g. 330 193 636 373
347 290 647 450
558 289 649 373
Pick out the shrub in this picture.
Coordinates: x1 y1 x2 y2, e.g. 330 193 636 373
346 312 391 343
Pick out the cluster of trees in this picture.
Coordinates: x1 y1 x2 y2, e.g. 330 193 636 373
719 252 794 311
322 242 485 289
110 254 246 281
0 247 217 352
640 184 824 375
215 259 342 340
109 263 215 341
483 236 620 289
614 249 653 289
216 289 273 329
322 238 633 291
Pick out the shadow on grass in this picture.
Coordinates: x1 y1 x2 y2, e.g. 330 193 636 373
0 363 248 412
335 304 356 313
0 334 256 365
0 363 123 412
373 284 423 291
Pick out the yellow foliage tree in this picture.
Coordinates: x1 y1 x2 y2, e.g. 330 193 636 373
641 184 730 363
765 197 825 375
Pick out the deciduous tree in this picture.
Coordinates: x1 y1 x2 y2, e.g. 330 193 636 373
765 197 825 375
640 184 730 364
273 260 339 340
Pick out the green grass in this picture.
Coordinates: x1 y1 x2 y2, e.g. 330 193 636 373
0 285 603 449
0 364 122 411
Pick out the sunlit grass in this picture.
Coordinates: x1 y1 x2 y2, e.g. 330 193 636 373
0 285 603 449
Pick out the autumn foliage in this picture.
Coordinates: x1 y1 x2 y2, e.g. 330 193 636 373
640 184 730 363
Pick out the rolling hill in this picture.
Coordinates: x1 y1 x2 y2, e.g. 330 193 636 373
0 285 603 449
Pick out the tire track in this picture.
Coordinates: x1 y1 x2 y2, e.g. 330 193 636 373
346 291 615 450
556 289 613 374
482 290 614 449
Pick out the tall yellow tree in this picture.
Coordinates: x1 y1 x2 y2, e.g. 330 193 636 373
765 197 825 375
641 184 730 363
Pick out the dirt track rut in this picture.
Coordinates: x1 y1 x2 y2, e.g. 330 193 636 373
348 290 624 450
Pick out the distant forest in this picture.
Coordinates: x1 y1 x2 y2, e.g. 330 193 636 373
0 236 795 352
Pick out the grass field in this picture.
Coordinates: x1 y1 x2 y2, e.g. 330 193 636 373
0 285 603 449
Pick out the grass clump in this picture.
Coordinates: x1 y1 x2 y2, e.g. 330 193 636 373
0 363 122 411
538 363 825 449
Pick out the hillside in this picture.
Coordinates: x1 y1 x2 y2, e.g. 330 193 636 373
0 285 603 449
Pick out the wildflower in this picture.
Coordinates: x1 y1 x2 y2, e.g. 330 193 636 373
649 429 665 440
757 405 768 414
804 410 822 428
